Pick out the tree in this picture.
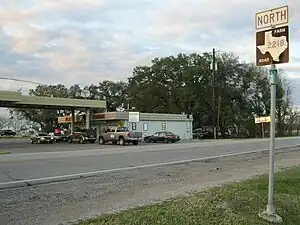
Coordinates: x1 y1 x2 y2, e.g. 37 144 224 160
97 81 128 112
275 74 292 136
11 84 75 132
7 112 26 132
128 53 213 124
285 108 300 136
0 116 8 130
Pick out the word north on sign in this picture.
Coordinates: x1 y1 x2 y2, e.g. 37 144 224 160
256 5 288 30
256 25 289 66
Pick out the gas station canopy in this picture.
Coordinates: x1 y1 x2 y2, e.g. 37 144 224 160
0 91 106 109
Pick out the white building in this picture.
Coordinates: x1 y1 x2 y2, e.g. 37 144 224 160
90 112 193 140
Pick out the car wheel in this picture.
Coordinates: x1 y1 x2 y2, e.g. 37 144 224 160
132 140 138 145
37 139 41 144
30 139 34 144
79 137 85 144
119 137 125 146
99 137 105 145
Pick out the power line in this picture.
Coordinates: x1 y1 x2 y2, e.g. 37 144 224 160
0 77 41 85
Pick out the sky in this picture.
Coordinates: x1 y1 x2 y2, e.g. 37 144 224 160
0 0 300 117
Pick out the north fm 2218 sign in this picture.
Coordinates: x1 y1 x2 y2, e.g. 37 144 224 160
256 25 289 66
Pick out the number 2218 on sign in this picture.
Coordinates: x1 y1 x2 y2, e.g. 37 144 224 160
267 40 286 49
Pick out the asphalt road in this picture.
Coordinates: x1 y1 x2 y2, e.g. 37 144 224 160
2 148 300 225
0 137 300 184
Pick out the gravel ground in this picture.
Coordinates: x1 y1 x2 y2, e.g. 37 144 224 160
1 149 300 225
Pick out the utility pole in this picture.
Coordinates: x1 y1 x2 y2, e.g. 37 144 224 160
212 48 217 139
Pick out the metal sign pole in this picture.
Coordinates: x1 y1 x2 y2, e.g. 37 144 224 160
267 64 277 214
259 64 282 223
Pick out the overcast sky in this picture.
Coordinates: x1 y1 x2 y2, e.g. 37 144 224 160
0 0 300 117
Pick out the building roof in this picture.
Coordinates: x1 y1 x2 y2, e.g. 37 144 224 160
0 91 106 109
92 111 193 121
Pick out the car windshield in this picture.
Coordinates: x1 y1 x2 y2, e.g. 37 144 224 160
117 127 129 132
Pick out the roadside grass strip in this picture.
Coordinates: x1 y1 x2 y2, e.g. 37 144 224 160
0 151 11 155
75 166 300 225
0 136 27 139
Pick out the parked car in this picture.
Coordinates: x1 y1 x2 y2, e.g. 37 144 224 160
48 132 69 142
98 126 142 145
192 128 205 139
144 131 180 143
0 129 16 136
68 128 97 144
193 127 233 139
30 132 54 144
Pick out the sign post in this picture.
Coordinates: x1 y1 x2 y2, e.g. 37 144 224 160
255 5 289 223
254 116 271 138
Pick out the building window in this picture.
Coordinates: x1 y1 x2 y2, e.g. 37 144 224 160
143 123 148 131
132 122 137 130
161 122 166 130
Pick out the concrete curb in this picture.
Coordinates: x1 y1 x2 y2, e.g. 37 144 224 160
0 145 299 191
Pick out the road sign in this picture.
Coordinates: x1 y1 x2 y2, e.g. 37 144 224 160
255 116 271 124
129 112 140 122
256 25 289 66
81 89 91 98
256 5 288 30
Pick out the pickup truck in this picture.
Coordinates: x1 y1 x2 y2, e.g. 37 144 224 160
98 126 142 145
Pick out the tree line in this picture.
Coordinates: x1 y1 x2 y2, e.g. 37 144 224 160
11 51 299 137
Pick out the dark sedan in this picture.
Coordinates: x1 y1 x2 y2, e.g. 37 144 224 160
49 132 69 142
144 131 180 143
30 132 54 144
0 129 16 136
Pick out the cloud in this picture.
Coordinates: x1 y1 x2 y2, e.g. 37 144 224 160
0 0 299 101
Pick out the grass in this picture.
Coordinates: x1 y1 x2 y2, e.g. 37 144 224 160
75 166 300 225
0 151 11 155
0 136 28 139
